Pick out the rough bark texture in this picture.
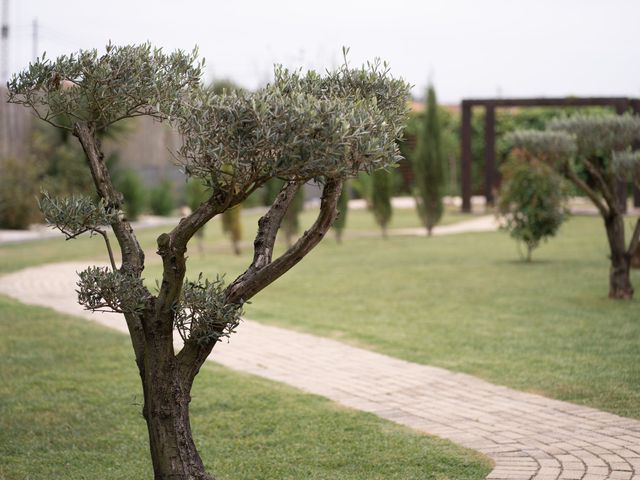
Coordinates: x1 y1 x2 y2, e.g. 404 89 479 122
74 123 214 479
632 245 640 269
605 214 634 299
142 329 213 480
73 121 347 478
631 219 640 269
562 159 635 300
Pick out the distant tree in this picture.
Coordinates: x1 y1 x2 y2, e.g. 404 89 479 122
115 169 146 220
8 43 409 479
351 171 372 206
32 122 94 196
0 118 101 229
371 169 392 237
613 150 640 269
282 187 305 248
209 78 242 95
148 178 175 216
508 114 640 299
0 157 42 229
333 182 349 243
221 204 243 255
185 177 209 253
262 177 285 206
497 154 569 261
413 84 445 235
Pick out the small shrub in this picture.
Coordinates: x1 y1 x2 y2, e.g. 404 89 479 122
0 157 42 229
116 170 146 221
221 204 243 255
371 169 392 237
185 177 208 211
333 182 350 243
149 179 175 216
498 155 569 261
185 178 209 252
282 188 305 247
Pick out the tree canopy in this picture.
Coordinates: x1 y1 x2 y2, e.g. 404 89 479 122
8 43 411 479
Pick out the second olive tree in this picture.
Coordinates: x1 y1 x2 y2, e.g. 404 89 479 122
508 114 640 299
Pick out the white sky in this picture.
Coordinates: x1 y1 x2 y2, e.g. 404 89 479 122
4 0 640 103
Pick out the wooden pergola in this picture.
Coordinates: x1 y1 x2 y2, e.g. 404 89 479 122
460 97 640 212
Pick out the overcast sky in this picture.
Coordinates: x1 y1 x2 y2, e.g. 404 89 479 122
3 0 639 103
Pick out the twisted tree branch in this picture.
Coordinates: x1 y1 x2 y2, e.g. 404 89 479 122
225 177 343 304
628 218 640 257
563 165 609 217
73 121 146 363
582 159 619 213
176 177 343 381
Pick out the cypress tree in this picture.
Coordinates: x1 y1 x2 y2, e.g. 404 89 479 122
221 204 243 255
185 177 209 254
333 182 350 243
371 169 392 237
413 84 445 235
282 187 305 247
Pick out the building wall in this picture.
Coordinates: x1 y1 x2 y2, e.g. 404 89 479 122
0 87 183 188
0 87 33 161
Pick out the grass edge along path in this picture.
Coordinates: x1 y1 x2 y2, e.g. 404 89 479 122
0 295 492 480
140 216 640 420
2 214 639 421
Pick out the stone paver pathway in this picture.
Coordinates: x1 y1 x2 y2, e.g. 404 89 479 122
1 262 639 480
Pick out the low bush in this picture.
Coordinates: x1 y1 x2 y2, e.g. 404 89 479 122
116 170 146 221
0 158 42 229
498 155 569 261
148 179 175 216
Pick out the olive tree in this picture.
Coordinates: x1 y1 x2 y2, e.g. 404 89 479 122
509 114 640 299
8 44 410 479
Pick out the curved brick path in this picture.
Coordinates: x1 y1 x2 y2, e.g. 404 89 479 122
1 262 640 480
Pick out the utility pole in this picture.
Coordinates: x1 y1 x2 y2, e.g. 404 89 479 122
1 0 8 159
1 0 8 82
32 17 38 62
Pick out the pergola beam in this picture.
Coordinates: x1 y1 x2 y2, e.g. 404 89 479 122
459 96 640 213
484 105 496 206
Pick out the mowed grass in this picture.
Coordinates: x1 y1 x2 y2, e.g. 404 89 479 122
0 206 464 274
140 215 640 419
2 208 639 420
0 296 491 480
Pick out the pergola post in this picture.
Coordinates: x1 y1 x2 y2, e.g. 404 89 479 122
459 96 638 213
461 101 472 213
632 100 640 208
484 105 496 206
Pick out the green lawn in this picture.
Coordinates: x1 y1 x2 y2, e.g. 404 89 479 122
0 296 490 480
2 208 639 423
309 205 470 234
140 215 640 419
0 207 466 274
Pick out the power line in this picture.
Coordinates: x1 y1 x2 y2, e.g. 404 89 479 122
31 17 37 62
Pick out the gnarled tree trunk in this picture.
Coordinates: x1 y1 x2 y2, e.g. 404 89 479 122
632 243 640 269
141 329 213 480
604 213 634 299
